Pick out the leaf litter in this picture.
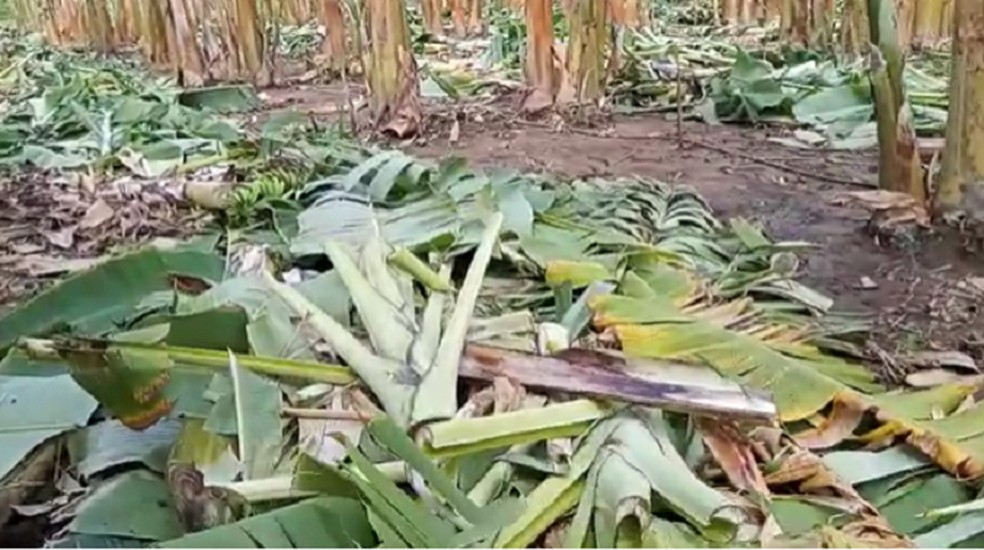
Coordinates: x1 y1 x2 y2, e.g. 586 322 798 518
0 17 982 550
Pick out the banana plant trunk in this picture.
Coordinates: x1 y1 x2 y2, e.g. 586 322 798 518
781 0 809 45
560 0 608 105
231 0 274 85
83 0 114 53
451 0 467 35
168 0 207 86
363 0 422 137
913 0 945 48
318 0 347 70
867 0 925 202
894 0 915 52
522 0 556 112
840 0 869 55
467 0 483 34
421 0 443 35
935 3 984 213
721 0 738 24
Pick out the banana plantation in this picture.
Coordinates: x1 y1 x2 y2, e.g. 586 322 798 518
1 0 984 547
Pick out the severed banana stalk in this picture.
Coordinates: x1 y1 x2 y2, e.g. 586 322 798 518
266 212 505 428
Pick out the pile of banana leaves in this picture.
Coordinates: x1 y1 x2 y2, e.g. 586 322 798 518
4 120 984 548
3 26 984 550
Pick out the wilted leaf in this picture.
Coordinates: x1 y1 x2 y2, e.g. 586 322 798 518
793 391 866 449
178 85 260 113
494 417 620 548
608 412 741 542
592 271 879 421
914 512 984 548
592 446 651 547
420 399 610 458
699 417 769 496
59 342 174 430
873 473 971 535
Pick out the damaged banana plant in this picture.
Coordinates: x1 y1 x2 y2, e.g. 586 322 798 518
266 212 505 428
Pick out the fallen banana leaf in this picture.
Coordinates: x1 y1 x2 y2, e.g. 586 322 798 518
0 246 225 354
822 448 931 486
159 496 376 547
493 417 621 548
57 340 173 430
590 266 881 422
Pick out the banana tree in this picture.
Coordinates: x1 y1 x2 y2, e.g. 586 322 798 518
359 0 422 137
867 0 925 202
935 3 984 214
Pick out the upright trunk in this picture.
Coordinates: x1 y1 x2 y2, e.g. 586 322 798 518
138 0 173 69
231 0 273 85
939 0 953 40
168 0 207 86
84 0 115 53
867 0 925 202
318 0 347 70
363 0 421 137
115 0 139 45
282 0 310 24
451 0 467 35
523 0 555 112
722 0 739 24
52 0 84 46
761 0 782 23
467 0 483 34
840 0 869 55
420 0 443 35
739 0 753 25
809 0 832 49
781 0 809 45
894 0 915 52
561 0 607 105
913 0 944 48
935 3 984 213
609 0 626 26
627 0 648 28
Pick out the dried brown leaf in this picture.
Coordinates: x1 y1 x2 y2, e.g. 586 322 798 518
79 199 115 230
699 417 770 496
793 392 866 449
